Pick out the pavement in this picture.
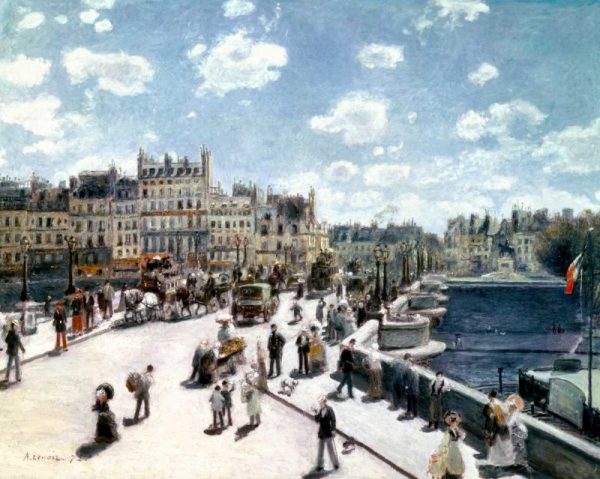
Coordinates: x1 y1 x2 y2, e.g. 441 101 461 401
0 290 533 478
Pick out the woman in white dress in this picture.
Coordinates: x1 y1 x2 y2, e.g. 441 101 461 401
242 372 262 427
364 343 384 399
484 394 514 467
506 395 529 470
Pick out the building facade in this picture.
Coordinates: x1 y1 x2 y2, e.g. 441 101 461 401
138 147 210 266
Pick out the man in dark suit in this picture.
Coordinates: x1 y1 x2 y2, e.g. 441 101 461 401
313 396 339 471
336 338 356 398
267 324 285 378
296 327 310 375
84 288 95 330
403 355 419 419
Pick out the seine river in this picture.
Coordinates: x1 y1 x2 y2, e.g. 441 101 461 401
430 283 582 390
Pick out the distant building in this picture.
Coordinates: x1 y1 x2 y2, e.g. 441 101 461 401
138 147 211 266
111 176 141 278
69 169 116 278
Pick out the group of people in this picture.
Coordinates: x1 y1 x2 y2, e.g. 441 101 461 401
208 372 262 430
92 364 154 444
64 281 116 337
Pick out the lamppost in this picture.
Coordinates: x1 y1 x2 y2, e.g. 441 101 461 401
373 243 383 302
65 236 77 295
19 236 31 302
398 241 411 286
243 236 249 266
381 244 390 302
233 234 241 264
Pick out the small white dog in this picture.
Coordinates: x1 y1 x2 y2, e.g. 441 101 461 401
278 377 299 396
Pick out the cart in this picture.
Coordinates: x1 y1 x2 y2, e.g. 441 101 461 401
215 337 247 376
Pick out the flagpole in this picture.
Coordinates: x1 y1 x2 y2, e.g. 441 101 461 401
586 227 594 433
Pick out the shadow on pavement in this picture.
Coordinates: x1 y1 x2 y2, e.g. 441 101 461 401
234 424 256 441
75 442 111 459
301 469 334 479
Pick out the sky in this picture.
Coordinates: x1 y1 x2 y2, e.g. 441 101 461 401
1 0 600 233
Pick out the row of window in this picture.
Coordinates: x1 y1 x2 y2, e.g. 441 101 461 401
143 236 196 254
1 216 67 228
142 186 201 198
1 232 64 246
141 167 201 177
116 234 138 246
116 220 138 231
143 216 202 230
141 199 202 211
2 251 65 265
116 248 139 258
259 224 300 236
73 220 108 233
114 204 136 214
71 202 109 215
210 220 252 229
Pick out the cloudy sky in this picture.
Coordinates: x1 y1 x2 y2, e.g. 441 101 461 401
1 0 600 233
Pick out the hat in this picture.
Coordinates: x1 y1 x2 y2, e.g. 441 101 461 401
444 410 461 426
506 394 525 412
55 300 63 306
96 383 114 400
11 319 19 327
318 395 327 403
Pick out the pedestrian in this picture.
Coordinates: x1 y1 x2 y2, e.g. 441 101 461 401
256 339 269 391
267 324 285 378
391 359 406 409
296 327 311 375
296 281 304 299
483 390 514 467
189 339 207 383
336 281 343 302
92 383 119 443
316 297 326 325
312 395 340 472
83 287 95 330
428 371 450 429
429 411 465 479
336 338 356 398
333 306 345 342
325 304 335 341
364 343 384 400
116 284 127 313
290 300 303 323
404 355 419 419
506 394 529 472
44 295 52 317
309 325 328 372
97 287 105 320
221 380 235 427
209 384 225 430
71 289 84 336
102 280 115 319
4 321 26 383
242 372 261 427
133 365 154 422
53 300 68 352
356 302 367 329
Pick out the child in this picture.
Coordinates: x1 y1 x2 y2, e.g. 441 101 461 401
209 384 225 429
221 380 235 427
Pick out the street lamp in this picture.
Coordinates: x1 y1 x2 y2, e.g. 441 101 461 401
243 236 249 266
19 236 31 302
233 234 241 264
373 243 383 302
381 244 390 302
65 236 77 295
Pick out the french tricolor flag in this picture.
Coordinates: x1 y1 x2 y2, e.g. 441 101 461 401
565 253 583 295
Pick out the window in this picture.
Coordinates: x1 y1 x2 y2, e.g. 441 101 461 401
225 221 230 229
45 233 51 244
196 200 201 209
4 217 9 227
260 225 268 236
239 220 244 228
125 234 131 245
38 217 43 227
151 201 156 211
187 199 193 209
117 235 123 246
292 224 298 235
46 217 53 228
87 220 93 232
118 221 122 231
278 224 283 235
211 221 216 228
4 233 9 243
133 234 137 244
98 235 105 247
87 204 93 213
178 200 184 210
133 248 137 255
15 252 20 263
277 241 282 250
118 249 123 258
56 234 63 245
14 217 19 227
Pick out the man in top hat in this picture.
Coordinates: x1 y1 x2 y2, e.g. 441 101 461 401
267 324 286 378
53 300 68 352
403 355 420 419
296 327 311 375
83 287 95 331
313 395 340 472
4 321 26 383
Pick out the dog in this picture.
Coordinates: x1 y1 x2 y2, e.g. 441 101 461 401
278 377 299 397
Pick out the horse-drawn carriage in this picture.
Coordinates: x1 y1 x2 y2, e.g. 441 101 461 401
140 254 184 302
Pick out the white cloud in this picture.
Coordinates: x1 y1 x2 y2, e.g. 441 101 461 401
480 175 517 191
363 163 411 187
349 190 383 209
83 0 115 9
63 48 154 96
223 0 255 18
0 55 52 87
372 146 385 157
17 12 45 30
23 139 69 155
80 9 99 24
595 191 600 202
187 111 197 119
456 100 546 142
535 118 600 174
187 43 207 59
356 44 404 69
310 92 388 146
416 0 489 32
324 161 359 181
54 15 68 25
501 187 598 217
195 30 287 97
407 111 418 124
468 62 498 87
143 131 159 143
0 148 6 168
388 143 404 156
0 94 64 137
94 19 113 33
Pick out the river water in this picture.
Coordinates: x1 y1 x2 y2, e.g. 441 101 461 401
430 283 582 389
